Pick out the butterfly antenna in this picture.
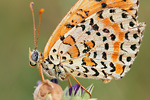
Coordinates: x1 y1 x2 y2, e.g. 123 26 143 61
35 9 44 50
30 2 36 50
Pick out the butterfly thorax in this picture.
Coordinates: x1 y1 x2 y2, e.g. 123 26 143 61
41 55 68 80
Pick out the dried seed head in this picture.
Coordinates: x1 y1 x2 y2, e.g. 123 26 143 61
33 79 63 100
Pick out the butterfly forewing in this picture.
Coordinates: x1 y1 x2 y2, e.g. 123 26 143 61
43 0 140 59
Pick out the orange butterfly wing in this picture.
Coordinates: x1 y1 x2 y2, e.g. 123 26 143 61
43 0 139 59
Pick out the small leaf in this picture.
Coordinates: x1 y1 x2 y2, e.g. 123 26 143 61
82 84 94 99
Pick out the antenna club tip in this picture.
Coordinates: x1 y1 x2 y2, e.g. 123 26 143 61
39 9 45 14
30 2 34 7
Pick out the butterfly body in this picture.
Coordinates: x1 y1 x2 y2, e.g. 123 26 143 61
29 0 146 83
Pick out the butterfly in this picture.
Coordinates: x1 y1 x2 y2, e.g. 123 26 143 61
29 0 146 96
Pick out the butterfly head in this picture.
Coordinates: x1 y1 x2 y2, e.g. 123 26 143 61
29 48 43 67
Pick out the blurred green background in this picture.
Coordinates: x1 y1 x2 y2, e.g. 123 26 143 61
0 0 150 100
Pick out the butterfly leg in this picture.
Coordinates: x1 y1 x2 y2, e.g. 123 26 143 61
67 78 72 88
64 73 92 98
38 64 45 81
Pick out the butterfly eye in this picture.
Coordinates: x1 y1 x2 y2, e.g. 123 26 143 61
31 51 39 61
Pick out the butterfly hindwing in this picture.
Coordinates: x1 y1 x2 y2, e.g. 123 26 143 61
48 7 145 81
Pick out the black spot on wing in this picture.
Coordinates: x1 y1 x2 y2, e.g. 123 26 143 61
121 65 126 75
120 23 124 29
105 43 109 50
86 31 91 35
92 24 99 31
91 68 99 76
81 58 86 65
69 60 73 65
76 13 85 18
93 51 97 58
70 35 76 43
84 74 88 77
60 51 63 54
127 57 131 62
53 49 56 53
83 42 91 53
44 66 49 70
77 73 81 76
110 16 114 22
101 61 107 69
110 34 116 41
65 24 75 28
130 44 137 51
97 10 104 19
80 25 86 31
83 66 89 73
96 32 101 36
91 58 98 67
132 16 137 21
62 56 66 60
96 0 101 2
60 35 65 41
91 40 95 47
129 21 135 27
102 52 107 60
70 69 74 73
101 3 107 8
120 43 127 52
84 10 89 16
76 66 80 69
136 0 139 6
122 13 128 18
89 18 94 25
102 70 107 78
110 62 115 72
125 32 129 40
110 9 115 13
50 55 54 61
103 28 110 33
103 37 107 42
79 9 83 11
135 11 138 17
45 58 53 64
133 33 139 39
119 54 125 64
81 20 85 23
